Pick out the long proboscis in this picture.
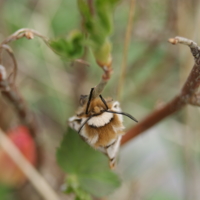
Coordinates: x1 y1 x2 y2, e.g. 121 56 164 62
105 110 138 123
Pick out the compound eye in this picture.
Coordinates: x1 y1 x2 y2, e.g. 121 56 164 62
79 95 88 106
75 119 82 124
112 101 121 111
114 102 119 108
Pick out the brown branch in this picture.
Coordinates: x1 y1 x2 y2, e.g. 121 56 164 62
0 45 35 133
121 36 200 145
0 29 48 85
87 0 94 15
0 44 18 84
0 29 49 136
0 65 36 137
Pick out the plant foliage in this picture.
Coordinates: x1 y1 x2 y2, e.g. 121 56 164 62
56 128 121 199
49 0 121 64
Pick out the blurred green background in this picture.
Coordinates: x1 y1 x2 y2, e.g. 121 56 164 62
0 0 200 200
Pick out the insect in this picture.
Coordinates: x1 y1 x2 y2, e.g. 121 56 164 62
69 88 138 169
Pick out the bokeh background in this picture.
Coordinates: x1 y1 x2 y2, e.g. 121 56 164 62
0 0 200 200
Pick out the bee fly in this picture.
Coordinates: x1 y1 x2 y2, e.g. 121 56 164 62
69 88 138 169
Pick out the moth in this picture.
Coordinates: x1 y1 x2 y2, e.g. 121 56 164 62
69 88 138 169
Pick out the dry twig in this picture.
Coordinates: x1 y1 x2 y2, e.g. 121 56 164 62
0 29 46 136
121 36 200 145
0 28 48 47
0 65 36 136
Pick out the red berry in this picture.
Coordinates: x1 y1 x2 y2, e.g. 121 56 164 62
0 126 37 186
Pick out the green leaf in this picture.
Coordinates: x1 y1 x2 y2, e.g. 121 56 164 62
79 171 121 197
66 175 92 200
77 0 121 65
48 30 84 59
95 0 120 35
0 185 12 200
78 0 119 46
57 128 121 198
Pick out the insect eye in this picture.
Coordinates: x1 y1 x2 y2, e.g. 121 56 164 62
79 95 88 106
77 112 83 117
113 102 120 109
75 119 82 124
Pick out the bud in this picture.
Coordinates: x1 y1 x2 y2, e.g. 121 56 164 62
25 31 34 39
168 38 178 45
94 40 112 68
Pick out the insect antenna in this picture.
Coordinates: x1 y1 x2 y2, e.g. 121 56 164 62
86 88 94 114
104 110 138 123
99 95 109 110
78 113 100 134
78 116 93 134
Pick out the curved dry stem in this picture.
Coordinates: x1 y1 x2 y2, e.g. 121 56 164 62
0 128 60 200
169 36 200 65
0 65 36 137
0 44 18 84
122 36 200 145
0 28 49 81
0 65 7 81
0 28 48 45
169 37 199 48
0 28 49 65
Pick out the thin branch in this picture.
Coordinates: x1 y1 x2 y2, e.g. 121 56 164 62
0 128 60 200
87 0 94 15
0 29 48 83
121 36 200 145
0 44 18 84
0 29 51 136
0 65 36 137
0 29 47 72
0 65 7 80
117 0 135 101
0 28 48 46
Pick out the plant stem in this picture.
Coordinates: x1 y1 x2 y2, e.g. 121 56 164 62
121 36 200 145
117 0 135 101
